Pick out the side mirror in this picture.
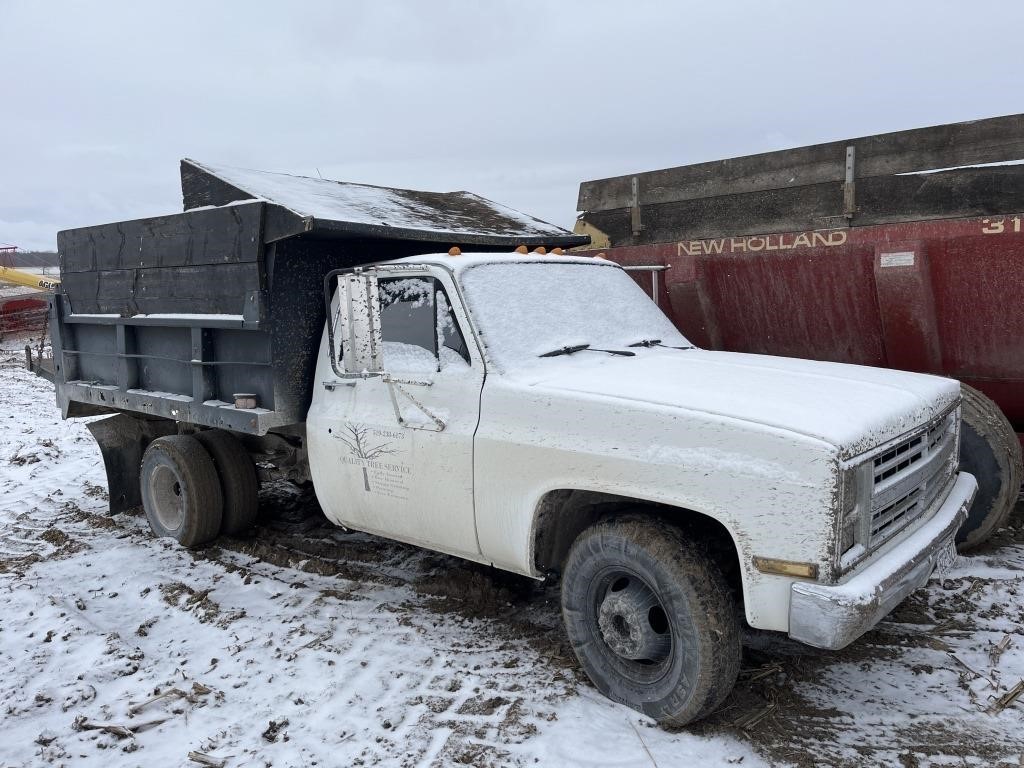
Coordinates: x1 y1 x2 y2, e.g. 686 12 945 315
324 269 383 377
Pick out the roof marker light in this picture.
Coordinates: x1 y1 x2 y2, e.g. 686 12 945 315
551 247 564 255
448 247 462 256
533 246 547 255
514 245 528 254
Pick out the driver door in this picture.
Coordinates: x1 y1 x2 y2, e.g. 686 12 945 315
312 270 484 559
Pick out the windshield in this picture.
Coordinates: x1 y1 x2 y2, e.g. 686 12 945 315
459 261 691 370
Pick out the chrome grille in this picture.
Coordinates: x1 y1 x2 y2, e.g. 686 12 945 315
868 410 957 548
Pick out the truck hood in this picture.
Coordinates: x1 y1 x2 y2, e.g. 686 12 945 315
521 349 959 457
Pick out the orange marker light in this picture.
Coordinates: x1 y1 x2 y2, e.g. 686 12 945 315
533 246 547 255
514 245 529 254
594 252 608 260
551 247 564 255
448 247 462 256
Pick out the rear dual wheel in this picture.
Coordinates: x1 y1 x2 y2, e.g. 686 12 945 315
140 431 258 547
194 429 259 536
141 435 222 547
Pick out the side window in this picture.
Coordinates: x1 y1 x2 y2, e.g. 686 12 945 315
379 278 437 373
377 277 471 373
436 287 470 370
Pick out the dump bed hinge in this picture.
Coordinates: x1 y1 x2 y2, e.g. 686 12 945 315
630 176 644 237
843 145 856 221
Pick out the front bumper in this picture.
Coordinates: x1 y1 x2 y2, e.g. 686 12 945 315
788 471 977 650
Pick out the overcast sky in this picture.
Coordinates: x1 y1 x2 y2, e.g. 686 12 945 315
2 0 1022 251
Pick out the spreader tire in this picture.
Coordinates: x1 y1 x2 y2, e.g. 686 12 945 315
561 516 741 726
140 435 223 548
195 429 259 536
956 383 1023 551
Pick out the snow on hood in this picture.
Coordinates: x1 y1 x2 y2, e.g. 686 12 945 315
520 349 959 457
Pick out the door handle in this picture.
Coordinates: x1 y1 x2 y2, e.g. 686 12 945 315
322 380 356 391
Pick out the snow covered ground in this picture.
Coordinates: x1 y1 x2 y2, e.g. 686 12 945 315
1 335 1022 767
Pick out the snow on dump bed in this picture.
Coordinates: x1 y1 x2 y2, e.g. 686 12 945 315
185 159 574 239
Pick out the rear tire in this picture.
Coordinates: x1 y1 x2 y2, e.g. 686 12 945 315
195 429 259 536
956 384 1023 551
561 516 741 726
140 435 223 548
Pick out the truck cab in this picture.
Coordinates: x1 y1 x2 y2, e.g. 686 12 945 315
305 251 977 724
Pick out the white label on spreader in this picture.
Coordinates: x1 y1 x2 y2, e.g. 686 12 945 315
880 251 915 267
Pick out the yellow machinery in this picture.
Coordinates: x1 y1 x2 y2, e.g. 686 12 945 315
0 245 60 291
0 264 60 291
0 249 56 375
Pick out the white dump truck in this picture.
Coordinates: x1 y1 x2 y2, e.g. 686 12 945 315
43 161 977 725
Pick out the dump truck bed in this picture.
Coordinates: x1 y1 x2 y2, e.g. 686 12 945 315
50 162 587 434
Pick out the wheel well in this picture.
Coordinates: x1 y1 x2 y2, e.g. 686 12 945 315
532 490 743 600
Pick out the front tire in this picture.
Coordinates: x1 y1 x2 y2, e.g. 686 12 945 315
140 435 223 548
561 516 741 726
957 384 1022 551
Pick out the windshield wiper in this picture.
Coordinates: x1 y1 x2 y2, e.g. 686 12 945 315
539 344 636 358
589 347 636 356
539 344 590 357
628 338 693 350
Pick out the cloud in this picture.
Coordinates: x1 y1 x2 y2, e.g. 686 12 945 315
1 0 1021 251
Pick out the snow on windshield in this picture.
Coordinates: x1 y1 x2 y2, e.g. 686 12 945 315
460 262 690 370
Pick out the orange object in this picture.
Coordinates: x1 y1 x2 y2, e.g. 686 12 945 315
533 246 547 255
448 247 462 256
514 245 528 254
551 247 564 255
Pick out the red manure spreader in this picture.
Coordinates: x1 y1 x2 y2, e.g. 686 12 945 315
575 114 1024 550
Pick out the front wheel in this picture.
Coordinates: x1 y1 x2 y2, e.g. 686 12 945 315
561 516 741 726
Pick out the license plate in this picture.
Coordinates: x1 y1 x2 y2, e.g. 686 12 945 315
934 538 958 575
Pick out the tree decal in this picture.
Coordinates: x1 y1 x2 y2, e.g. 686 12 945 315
335 423 396 491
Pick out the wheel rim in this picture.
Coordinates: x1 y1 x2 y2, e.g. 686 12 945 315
595 569 673 671
148 463 185 531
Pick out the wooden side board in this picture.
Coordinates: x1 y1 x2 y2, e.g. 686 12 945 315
58 202 265 273
57 202 267 316
578 114 1024 212
59 263 261 316
579 166 1024 246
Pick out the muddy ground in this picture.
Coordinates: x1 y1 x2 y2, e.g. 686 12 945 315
1 337 1022 767
210 489 1024 767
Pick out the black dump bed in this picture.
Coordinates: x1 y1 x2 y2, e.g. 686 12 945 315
52 160 587 434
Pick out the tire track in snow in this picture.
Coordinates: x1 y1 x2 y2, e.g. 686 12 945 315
0 339 764 767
